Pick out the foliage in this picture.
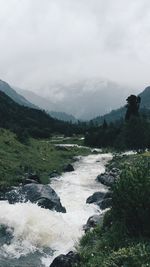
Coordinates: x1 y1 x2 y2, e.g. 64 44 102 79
125 94 141 121
85 115 150 150
112 158 150 237
76 156 150 267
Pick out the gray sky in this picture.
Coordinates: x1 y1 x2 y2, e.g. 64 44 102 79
0 0 150 93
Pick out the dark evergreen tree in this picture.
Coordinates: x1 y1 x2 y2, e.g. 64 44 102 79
125 95 141 121
102 119 108 129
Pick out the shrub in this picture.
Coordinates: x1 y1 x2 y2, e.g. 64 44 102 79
104 243 150 267
112 158 150 237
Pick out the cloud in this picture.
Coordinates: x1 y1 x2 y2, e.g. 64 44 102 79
0 0 150 93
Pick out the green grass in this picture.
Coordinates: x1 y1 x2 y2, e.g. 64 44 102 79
0 129 90 188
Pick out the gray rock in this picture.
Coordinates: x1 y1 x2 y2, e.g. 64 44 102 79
37 197 66 213
50 251 80 267
63 164 74 172
5 184 66 213
104 191 113 199
96 173 115 187
97 167 121 187
83 214 103 232
86 190 112 211
98 198 112 210
86 192 106 204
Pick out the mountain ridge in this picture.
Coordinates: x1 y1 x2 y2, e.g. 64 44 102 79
0 80 36 109
91 86 150 124
0 90 77 138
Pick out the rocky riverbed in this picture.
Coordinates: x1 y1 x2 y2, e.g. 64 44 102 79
0 153 112 267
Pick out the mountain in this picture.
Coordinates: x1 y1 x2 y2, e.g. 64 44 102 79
91 86 150 124
0 80 77 123
48 111 77 123
34 79 136 120
15 88 77 122
139 86 150 108
0 80 36 108
0 91 77 138
16 79 135 121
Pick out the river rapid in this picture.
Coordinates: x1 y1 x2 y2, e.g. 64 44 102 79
0 153 112 267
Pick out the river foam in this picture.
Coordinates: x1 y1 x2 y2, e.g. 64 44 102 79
0 153 112 266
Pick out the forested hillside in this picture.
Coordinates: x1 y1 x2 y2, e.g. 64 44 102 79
0 91 81 139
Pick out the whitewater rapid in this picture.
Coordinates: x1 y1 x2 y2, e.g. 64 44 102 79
0 153 112 267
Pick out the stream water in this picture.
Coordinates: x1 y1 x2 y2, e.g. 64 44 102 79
0 153 111 267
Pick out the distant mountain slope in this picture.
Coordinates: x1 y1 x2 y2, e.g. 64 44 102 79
0 80 36 108
91 86 150 124
0 91 75 138
139 86 150 108
0 80 77 123
16 79 135 120
15 88 77 122
48 111 77 123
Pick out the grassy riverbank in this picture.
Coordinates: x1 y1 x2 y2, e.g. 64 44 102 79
76 152 150 267
0 129 90 188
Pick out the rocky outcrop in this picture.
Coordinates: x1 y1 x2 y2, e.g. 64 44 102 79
5 184 66 213
96 168 120 187
86 192 106 204
99 198 112 210
86 191 112 210
63 164 74 172
83 214 103 232
50 251 80 267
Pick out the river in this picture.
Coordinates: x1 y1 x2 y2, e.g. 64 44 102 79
0 153 111 267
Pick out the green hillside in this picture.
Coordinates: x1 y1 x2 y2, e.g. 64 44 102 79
0 91 78 138
0 129 90 188
0 80 35 108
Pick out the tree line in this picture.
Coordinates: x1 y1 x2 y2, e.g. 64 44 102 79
85 94 150 150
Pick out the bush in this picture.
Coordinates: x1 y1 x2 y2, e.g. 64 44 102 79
104 243 150 267
112 158 150 237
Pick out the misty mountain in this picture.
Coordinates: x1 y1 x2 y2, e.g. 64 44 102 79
0 80 76 122
91 86 150 124
48 111 77 123
139 86 150 108
0 80 36 109
0 90 79 138
16 79 136 121
15 88 77 123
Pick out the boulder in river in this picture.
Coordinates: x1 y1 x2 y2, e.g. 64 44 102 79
83 214 103 232
63 164 74 172
50 251 80 267
86 191 112 210
5 184 66 213
99 198 112 210
97 168 121 187
96 173 115 187
86 192 106 204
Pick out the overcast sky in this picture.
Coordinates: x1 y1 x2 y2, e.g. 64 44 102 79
0 0 150 93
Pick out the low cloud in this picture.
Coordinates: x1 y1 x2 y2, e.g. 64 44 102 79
0 0 150 94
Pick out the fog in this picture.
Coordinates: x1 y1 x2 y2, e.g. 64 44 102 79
0 0 150 95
